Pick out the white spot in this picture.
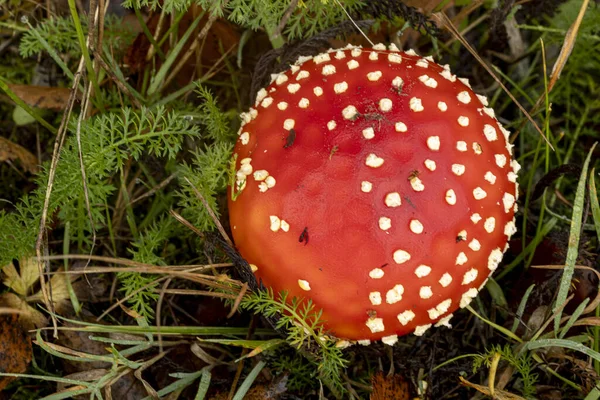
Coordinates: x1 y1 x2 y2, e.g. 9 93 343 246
395 122 407 132
275 74 288 85
477 94 489 106
457 91 471 104
460 288 479 308
265 176 276 188
495 154 507 168
508 171 517 183
295 55 312 65
458 230 467 240
445 189 457 205
452 164 465 176
313 86 323 96
459 77 471 88
365 153 385 168
280 220 290 232
388 43 400 51
249 264 258 272
435 314 453 328
255 88 268 105
418 75 438 88
512 160 522 174
357 339 371 346
369 268 384 279
351 48 362 57
505 220 517 236
392 76 403 88
327 120 336 131
473 142 483 155
369 51 378 61
269 216 281 232
240 132 250 145
427 136 440 151
347 59 359 70
298 279 311 291
397 310 416 326
388 53 402 63
458 116 470 127
415 264 431 277
261 97 273 108
405 49 418 56
373 43 386 50
298 98 310 108
416 59 429 68
483 124 498 141
277 101 288 110
424 159 436 171
473 187 487 200
379 217 391 231
393 249 411 264
414 324 432 336
440 69 456 82
369 292 382 305
361 181 373 193
361 127 375 140
258 182 268 192
366 317 385 333
484 171 497 184
385 192 401 207
334 50 346 59
322 65 336 76
462 269 478 285
488 248 503 271
503 192 516 213
410 219 424 234
484 217 495 233
290 65 300 74
471 213 482 224
483 107 495 118
313 53 331 64
284 119 295 130
386 284 405 304
239 163 253 176
410 97 424 112
382 335 398 346
419 286 433 299
287 83 301 94
456 252 468 265
240 112 252 124
410 176 425 192
438 101 448 112
367 71 382 81
342 105 358 119
335 340 351 348
334 81 348 94
296 70 310 80
428 299 452 319
439 273 453 287
468 239 481 251
456 141 467 151
379 98 393 112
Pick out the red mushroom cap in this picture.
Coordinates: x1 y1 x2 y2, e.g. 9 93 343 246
228 44 520 345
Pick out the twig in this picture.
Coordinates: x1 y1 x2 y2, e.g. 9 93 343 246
271 0 299 42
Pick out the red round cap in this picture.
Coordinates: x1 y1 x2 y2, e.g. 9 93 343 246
228 44 520 345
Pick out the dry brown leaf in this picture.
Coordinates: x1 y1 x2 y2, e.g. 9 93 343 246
0 136 39 174
6 84 72 111
0 314 32 390
459 376 526 400
370 372 410 400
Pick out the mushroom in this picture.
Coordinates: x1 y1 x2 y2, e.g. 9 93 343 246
228 44 519 345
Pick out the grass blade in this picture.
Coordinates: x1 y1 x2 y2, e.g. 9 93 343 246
526 338 600 363
554 142 598 332
590 168 600 239
147 12 205 96
0 77 57 134
195 369 212 400
232 360 266 400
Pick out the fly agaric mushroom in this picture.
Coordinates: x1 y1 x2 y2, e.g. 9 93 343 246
228 44 519 345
